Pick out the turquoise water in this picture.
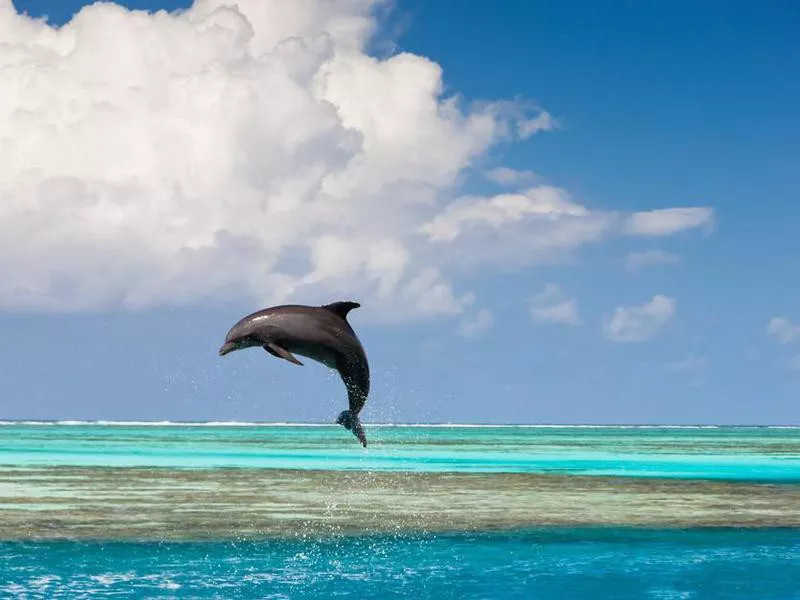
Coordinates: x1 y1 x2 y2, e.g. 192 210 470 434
1 423 799 598
1 423 799 481
3 529 799 599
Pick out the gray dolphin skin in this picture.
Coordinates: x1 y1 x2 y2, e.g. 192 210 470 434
218 301 370 447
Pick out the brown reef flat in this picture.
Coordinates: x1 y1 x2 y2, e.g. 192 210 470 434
1 467 798 540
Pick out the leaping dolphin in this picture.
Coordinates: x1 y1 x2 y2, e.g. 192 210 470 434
218 301 370 447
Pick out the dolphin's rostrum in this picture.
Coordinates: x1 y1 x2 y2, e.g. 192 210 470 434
218 301 370 447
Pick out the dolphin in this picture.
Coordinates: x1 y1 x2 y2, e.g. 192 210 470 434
218 301 370 447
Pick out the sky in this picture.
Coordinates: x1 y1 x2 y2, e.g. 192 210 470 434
1 0 798 425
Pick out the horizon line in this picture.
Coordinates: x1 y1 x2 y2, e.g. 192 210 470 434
0 419 798 428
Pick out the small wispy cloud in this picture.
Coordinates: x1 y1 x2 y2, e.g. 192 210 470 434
484 167 539 186
604 295 676 342
624 207 715 237
662 353 708 388
767 317 800 344
787 355 800 372
457 309 494 338
530 283 581 326
663 354 708 373
517 110 559 138
626 249 681 273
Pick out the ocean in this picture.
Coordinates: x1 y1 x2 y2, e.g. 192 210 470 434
1 423 799 598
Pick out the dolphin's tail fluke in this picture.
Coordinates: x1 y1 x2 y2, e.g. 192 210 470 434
336 410 367 448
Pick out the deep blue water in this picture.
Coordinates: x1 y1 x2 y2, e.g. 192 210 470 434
3 528 800 599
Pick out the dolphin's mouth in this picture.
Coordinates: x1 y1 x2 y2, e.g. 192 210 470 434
218 341 238 356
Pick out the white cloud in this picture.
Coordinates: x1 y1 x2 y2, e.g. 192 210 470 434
457 309 494 338
484 167 538 186
0 0 714 320
604 295 676 342
420 186 589 243
624 208 715 237
767 317 800 344
530 283 580 326
626 249 681 272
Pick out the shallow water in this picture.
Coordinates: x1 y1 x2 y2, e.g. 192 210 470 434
1 423 798 480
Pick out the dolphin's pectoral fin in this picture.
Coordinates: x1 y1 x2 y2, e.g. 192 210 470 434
263 343 304 366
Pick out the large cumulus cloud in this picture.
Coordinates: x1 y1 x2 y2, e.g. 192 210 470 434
0 0 713 320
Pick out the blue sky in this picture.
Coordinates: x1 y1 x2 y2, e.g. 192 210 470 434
2 0 798 424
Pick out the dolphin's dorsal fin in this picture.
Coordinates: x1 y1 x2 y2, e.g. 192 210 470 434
322 301 361 321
